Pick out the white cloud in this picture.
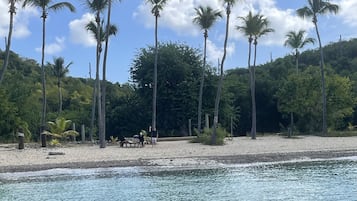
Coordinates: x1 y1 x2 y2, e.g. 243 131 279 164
206 39 235 65
69 13 96 47
0 2 38 39
231 0 314 46
35 37 65 55
338 0 357 27
133 0 224 36
133 0 316 59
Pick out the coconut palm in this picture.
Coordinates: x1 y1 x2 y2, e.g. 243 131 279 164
101 0 120 144
284 30 315 137
22 0 75 147
297 0 339 135
147 0 168 139
237 11 274 139
0 0 18 84
211 0 239 144
86 20 117 145
85 0 109 148
45 117 79 142
48 57 73 114
284 30 315 73
193 5 222 134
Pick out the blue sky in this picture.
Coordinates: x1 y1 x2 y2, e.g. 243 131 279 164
1 0 356 84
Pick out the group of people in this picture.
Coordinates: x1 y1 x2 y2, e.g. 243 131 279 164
119 130 158 147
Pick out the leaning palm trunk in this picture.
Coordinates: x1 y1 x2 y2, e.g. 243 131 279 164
212 8 230 144
95 13 104 148
101 0 113 141
40 10 47 147
0 0 15 84
314 22 327 135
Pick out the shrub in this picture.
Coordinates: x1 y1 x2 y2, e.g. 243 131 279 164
190 127 227 145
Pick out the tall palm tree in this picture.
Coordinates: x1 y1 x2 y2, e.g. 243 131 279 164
237 11 274 139
211 0 239 144
48 57 72 114
0 0 18 84
297 0 339 135
101 0 120 146
284 30 315 73
192 6 222 134
85 0 109 148
86 19 117 146
22 0 75 147
284 30 315 137
147 0 167 139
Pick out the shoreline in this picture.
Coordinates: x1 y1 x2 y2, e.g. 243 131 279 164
2 149 357 173
1 136 357 173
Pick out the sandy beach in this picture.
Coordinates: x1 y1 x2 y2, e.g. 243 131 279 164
1 135 357 173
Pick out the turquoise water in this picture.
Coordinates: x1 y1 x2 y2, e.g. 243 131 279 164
1 158 357 201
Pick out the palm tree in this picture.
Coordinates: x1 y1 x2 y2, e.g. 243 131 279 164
85 0 109 148
48 57 73 114
0 0 18 84
45 117 79 142
237 11 274 139
284 30 315 73
297 0 339 135
147 0 167 140
22 0 75 147
102 0 120 142
211 0 239 144
284 30 315 137
193 6 222 134
87 20 117 145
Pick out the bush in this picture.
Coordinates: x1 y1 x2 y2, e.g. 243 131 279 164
190 127 227 145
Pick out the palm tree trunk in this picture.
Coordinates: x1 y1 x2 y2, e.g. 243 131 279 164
102 0 113 143
314 21 327 135
152 15 158 138
250 42 257 139
95 13 105 148
0 0 15 84
90 79 96 142
197 31 207 134
212 7 230 144
58 78 62 114
40 11 47 147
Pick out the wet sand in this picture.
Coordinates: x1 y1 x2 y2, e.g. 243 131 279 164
1 135 357 173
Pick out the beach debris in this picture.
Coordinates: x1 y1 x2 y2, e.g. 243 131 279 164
48 151 65 155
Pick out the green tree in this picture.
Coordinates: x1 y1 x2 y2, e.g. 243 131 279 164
48 57 73 114
211 0 239 144
284 30 315 137
147 0 167 138
237 11 274 139
297 0 339 135
0 0 18 84
131 42 202 136
22 0 75 147
193 5 222 134
276 66 354 132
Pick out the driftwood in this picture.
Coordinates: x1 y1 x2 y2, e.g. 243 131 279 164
48 151 65 155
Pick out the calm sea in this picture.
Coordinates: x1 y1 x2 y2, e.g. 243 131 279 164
1 157 357 201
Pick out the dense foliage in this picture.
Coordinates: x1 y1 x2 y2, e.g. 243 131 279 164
0 39 357 142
